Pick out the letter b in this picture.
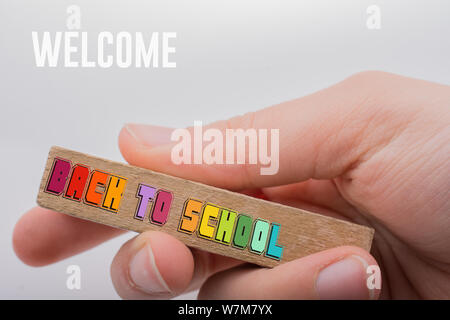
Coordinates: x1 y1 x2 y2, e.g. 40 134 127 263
46 158 71 194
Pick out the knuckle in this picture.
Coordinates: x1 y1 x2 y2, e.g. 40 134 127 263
346 70 389 83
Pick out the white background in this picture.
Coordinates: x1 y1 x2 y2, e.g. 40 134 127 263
1 0 449 299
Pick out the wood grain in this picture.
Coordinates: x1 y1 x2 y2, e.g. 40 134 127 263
37 146 374 267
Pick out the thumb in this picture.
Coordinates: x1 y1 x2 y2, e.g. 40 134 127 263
119 71 402 190
197 245 381 299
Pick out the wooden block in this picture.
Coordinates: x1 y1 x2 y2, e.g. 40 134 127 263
36 146 374 268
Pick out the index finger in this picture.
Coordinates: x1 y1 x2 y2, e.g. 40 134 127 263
13 206 125 266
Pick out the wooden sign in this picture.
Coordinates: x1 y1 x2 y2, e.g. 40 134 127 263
36 146 374 268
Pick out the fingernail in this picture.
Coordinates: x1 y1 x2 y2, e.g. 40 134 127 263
316 255 370 300
129 243 171 294
125 123 174 147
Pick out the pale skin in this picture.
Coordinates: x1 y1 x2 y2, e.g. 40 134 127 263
13 71 450 299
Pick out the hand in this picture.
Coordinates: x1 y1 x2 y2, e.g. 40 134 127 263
13 71 450 299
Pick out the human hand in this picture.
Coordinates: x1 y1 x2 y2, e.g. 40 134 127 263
13 71 450 299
